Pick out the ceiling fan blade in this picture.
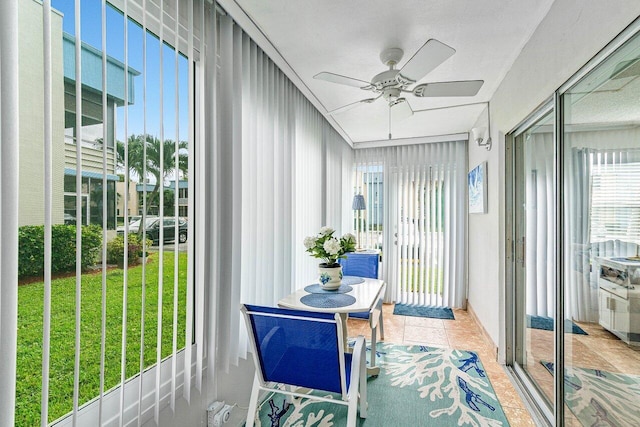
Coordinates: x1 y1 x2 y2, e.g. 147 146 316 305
390 98 413 121
397 39 455 84
328 97 378 115
314 72 371 89
413 80 484 97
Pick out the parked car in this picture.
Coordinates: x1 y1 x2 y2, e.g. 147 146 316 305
64 213 76 225
117 216 158 235
139 217 188 245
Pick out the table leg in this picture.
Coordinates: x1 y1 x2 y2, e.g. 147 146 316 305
340 313 351 353
367 309 381 376
343 311 380 376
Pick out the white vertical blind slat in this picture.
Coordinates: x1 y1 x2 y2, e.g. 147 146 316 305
0 1 19 424
215 13 232 370
120 2 130 425
137 0 149 420
197 0 213 392
99 0 109 424
183 0 196 403
72 0 83 423
41 1 53 425
204 0 219 389
154 0 165 421
171 0 181 412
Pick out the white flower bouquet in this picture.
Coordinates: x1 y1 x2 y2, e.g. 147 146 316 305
304 226 356 267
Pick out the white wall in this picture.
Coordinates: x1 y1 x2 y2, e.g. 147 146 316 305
152 358 255 427
468 1 640 360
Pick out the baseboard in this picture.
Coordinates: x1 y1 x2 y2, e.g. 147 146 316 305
467 301 498 361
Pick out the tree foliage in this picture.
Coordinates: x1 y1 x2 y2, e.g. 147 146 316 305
116 134 188 216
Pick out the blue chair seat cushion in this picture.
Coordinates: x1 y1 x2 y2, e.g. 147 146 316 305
261 346 352 394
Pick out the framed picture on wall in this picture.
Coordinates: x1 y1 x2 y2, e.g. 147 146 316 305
468 161 487 214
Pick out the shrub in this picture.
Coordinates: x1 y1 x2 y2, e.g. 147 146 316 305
18 224 102 278
106 234 151 266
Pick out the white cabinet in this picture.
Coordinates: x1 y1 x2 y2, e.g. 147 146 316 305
598 288 629 334
597 257 640 346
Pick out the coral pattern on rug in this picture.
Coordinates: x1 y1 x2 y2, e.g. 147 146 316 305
542 361 640 426
251 341 509 426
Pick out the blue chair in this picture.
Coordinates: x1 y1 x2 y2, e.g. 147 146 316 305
339 251 385 340
241 304 368 427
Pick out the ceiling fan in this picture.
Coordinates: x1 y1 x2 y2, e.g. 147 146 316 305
314 39 484 138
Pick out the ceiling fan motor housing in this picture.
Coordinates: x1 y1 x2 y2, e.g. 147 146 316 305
371 69 400 90
379 47 404 68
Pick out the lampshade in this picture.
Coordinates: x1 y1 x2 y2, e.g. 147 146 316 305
352 194 366 210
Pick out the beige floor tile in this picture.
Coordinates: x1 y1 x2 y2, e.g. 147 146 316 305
491 381 526 409
404 325 450 347
442 318 474 330
404 316 445 328
502 407 536 427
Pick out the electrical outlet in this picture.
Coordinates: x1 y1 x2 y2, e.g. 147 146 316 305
212 404 232 426
207 401 227 427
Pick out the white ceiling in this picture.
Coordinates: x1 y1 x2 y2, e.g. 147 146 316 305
221 0 556 145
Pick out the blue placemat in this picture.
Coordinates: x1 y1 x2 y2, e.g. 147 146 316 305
300 293 356 309
304 284 353 294
341 276 365 285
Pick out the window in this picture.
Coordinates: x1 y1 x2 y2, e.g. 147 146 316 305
590 159 640 243
15 1 198 425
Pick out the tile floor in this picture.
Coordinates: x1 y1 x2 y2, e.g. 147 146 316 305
347 303 537 426
524 320 640 426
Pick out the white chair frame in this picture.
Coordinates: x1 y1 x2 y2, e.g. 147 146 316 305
241 305 368 427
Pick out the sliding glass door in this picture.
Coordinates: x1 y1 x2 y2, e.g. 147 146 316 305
508 18 640 426
510 106 556 419
561 28 640 426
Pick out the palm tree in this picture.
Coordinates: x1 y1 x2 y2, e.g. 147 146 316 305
117 134 188 216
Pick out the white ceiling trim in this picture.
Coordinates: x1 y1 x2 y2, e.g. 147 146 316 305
216 0 354 146
353 132 469 150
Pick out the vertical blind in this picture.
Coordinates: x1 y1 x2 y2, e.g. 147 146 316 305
524 131 556 318
7 0 205 425
211 13 353 369
1 0 354 423
353 141 467 308
564 127 640 322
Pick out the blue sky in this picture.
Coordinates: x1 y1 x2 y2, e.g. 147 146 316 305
52 0 190 145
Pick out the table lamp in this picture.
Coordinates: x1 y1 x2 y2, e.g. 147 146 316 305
352 193 366 250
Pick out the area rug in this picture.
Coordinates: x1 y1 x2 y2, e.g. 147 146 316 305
527 315 587 335
541 361 640 426
251 342 509 426
393 304 455 320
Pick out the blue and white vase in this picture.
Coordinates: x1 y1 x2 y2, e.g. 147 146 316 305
318 263 343 290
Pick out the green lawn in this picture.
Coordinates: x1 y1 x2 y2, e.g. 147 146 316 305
16 251 188 426
401 260 443 294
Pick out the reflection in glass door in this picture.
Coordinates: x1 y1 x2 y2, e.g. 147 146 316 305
512 108 556 416
562 28 640 426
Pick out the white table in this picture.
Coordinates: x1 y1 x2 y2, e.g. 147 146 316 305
278 277 386 376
